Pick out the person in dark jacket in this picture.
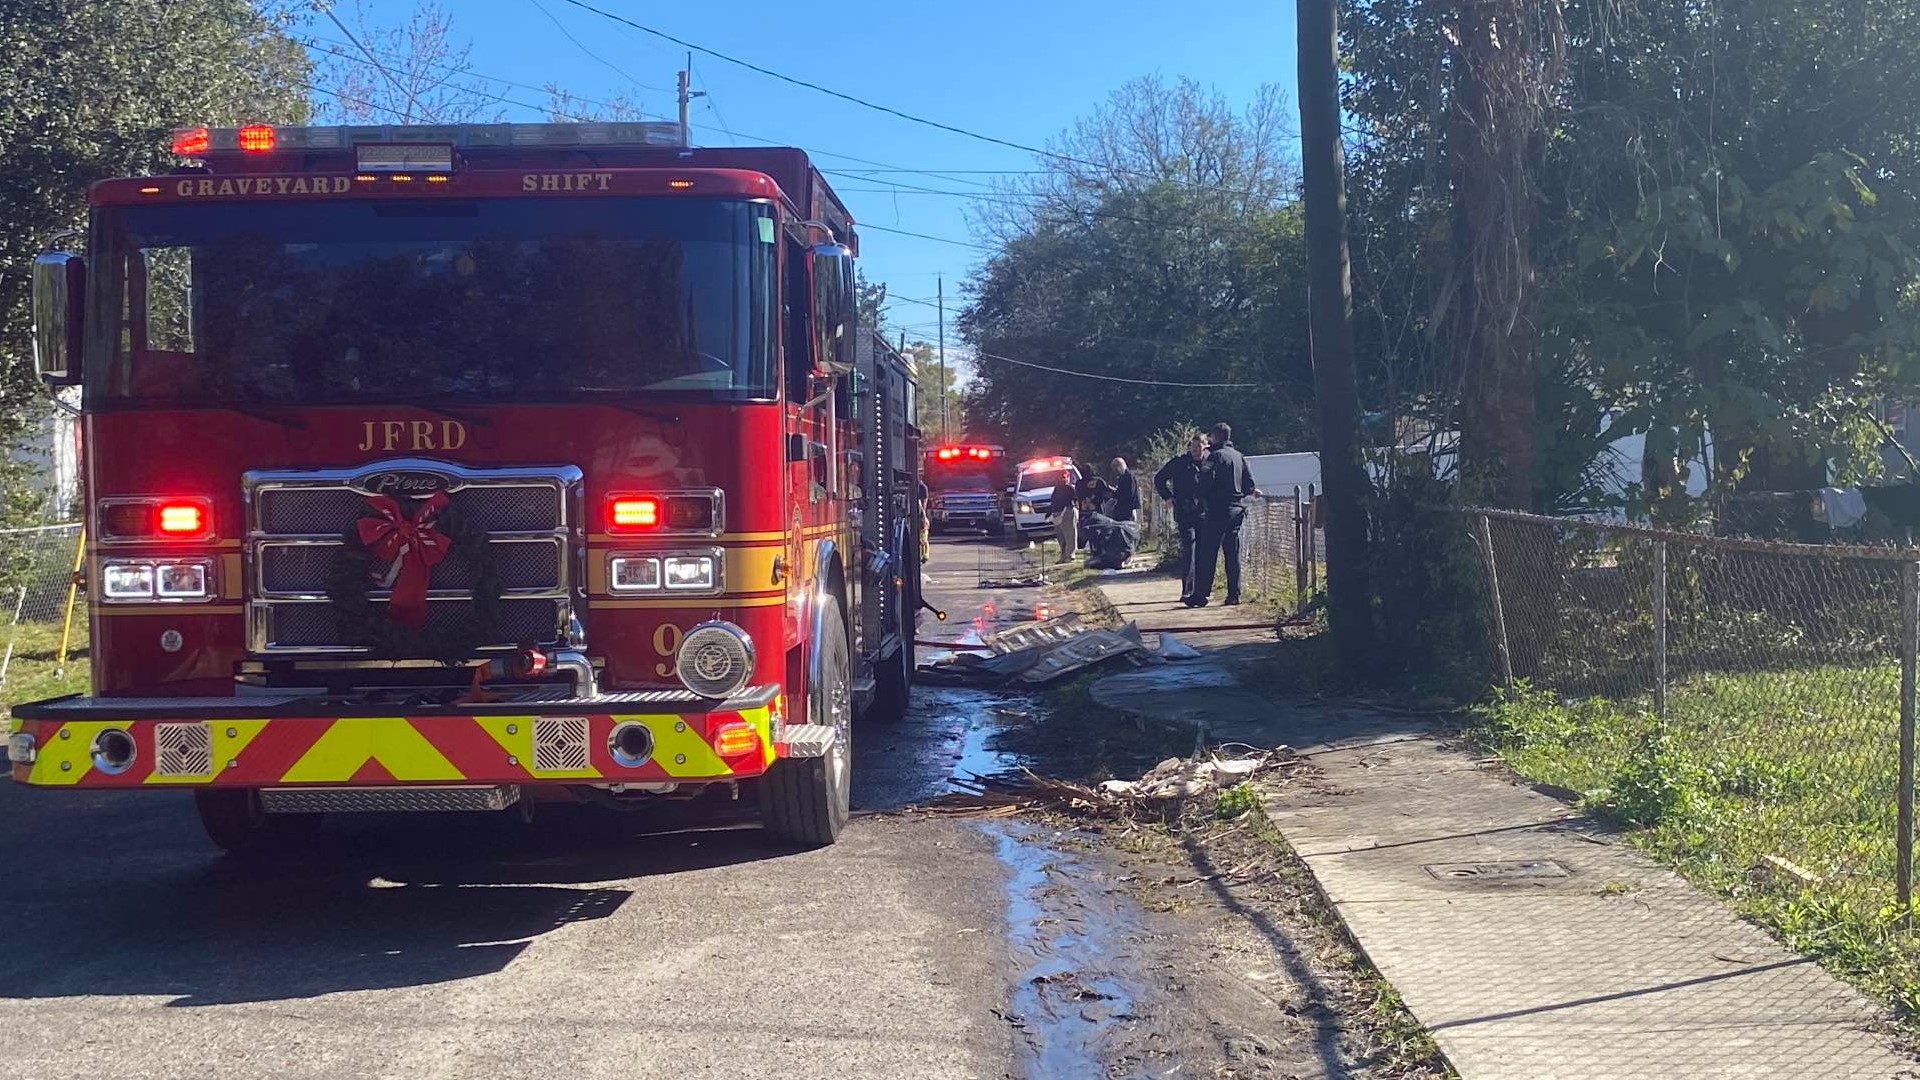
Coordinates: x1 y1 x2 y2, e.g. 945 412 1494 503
1154 435 1209 602
1108 458 1140 522
1188 422 1259 607
1047 471 1080 557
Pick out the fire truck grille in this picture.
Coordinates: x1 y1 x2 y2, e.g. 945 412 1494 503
262 597 565 650
246 464 580 655
154 722 213 777
257 485 562 535
258 538 563 596
533 717 590 771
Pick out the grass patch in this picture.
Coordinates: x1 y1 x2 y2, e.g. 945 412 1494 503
1 613 89 720
1471 671 1920 1017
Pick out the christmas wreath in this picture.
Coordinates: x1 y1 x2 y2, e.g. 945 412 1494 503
325 492 504 666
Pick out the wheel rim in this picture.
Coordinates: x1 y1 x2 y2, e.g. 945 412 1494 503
828 644 852 798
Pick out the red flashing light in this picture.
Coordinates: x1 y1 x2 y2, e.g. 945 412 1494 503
607 495 661 530
157 503 206 535
171 126 211 156
237 123 276 152
936 445 997 462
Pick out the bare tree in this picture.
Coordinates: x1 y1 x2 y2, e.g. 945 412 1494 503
313 1 502 124
541 83 650 123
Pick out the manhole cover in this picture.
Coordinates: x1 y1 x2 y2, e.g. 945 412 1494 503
1422 859 1571 883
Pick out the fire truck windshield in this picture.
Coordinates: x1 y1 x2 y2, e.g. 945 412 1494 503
86 197 776 404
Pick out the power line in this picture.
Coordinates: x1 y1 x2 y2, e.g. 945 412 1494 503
973 351 1264 388
858 223 995 252
833 168 1053 176
692 65 737 141
557 0 1274 199
557 0 1067 157
524 0 678 96
827 169 1241 232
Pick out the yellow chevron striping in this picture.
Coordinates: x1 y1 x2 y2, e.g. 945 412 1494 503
25 721 116 786
649 717 725 777
279 717 463 783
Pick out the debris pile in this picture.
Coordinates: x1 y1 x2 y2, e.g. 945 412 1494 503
919 613 1204 688
926 746 1299 819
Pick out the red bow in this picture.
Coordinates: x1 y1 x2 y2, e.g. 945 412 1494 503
356 493 451 630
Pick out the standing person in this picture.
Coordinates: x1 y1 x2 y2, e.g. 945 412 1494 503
1108 458 1140 522
1188 422 1259 607
1154 435 1209 603
1048 471 1080 559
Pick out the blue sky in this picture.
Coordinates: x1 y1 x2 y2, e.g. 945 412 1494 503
315 0 1297 352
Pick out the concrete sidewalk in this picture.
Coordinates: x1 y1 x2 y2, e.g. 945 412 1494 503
1087 571 1917 1080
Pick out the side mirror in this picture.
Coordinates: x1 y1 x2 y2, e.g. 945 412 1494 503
32 252 85 387
808 440 831 494
809 242 855 375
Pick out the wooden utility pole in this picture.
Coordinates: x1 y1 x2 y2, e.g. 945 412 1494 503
1296 0 1373 666
676 52 705 145
937 276 949 441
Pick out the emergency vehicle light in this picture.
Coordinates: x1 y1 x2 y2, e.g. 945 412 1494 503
237 123 276 152
99 497 213 542
171 126 211 156
170 121 686 160
158 503 205 534
711 721 759 757
607 496 661 530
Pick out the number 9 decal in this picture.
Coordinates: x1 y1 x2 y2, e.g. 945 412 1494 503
652 622 684 678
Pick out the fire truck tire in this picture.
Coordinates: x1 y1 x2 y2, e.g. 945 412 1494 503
763 600 852 846
193 788 321 855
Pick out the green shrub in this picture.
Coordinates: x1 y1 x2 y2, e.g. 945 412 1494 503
1603 723 1697 826
1214 782 1261 820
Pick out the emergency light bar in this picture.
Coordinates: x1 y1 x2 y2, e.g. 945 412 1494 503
170 120 687 161
934 446 999 461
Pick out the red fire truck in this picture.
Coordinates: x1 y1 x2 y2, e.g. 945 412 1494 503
15 120 922 850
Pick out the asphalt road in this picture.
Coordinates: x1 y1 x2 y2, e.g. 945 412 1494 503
0 534 1042 1080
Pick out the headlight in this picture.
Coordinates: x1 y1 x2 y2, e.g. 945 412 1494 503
157 562 209 599
608 556 661 592
102 562 157 600
664 555 716 591
676 621 755 699
101 558 213 602
606 549 722 595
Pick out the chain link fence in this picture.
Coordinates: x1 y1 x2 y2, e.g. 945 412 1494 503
0 524 85 700
1472 507 1920 930
1139 487 1317 614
